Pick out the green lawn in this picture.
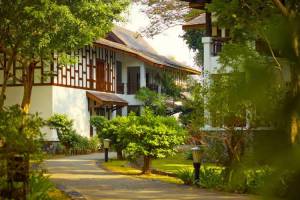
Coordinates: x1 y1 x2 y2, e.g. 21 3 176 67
152 153 222 174
102 160 183 184
152 153 193 173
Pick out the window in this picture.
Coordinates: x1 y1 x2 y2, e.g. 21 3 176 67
116 61 124 94
127 106 141 116
127 67 140 94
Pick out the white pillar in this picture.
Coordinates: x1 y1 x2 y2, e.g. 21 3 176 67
121 106 127 116
158 85 162 94
140 63 146 88
111 110 116 119
202 37 213 129
202 37 212 73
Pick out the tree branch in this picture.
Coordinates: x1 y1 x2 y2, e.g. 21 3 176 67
272 0 289 16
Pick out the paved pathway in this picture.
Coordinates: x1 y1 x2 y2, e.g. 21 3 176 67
45 153 252 200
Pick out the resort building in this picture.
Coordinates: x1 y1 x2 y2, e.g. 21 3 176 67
0 26 200 141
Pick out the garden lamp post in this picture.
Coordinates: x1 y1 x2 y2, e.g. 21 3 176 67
103 139 111 162
191 146 202 183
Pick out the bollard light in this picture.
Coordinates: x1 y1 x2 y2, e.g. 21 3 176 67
191 146 203 183
103 139 111 162
103 139 111 149
192 146 202 163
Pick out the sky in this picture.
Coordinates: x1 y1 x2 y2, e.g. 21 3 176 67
119 3 196 68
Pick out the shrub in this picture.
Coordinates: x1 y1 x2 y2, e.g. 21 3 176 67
184 150 193 160
48 114 75 151
125 109 187 174
176 168 194 185
0 106 49 199
91 115 129 159
48 114 99 154
200 167 225 189
245 167 271 194
28 173 54 200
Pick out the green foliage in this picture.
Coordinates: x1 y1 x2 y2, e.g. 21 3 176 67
176 168 194 185
125 108 187 159
136 87 167 116
90 116 108 132
48 114 75 150
0 0 129 59
48 114 99 154
0 105 44 155
184 150 193 160
207 1 300 197
182 29 206 66
180 79 206 134
159 72 182 99
28 173 54 200
200 167 224 189
204 137 227 164
91 115 129 153
0 106 52 198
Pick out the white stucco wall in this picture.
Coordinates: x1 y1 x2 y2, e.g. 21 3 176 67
3 86 57 141
52 86 90 138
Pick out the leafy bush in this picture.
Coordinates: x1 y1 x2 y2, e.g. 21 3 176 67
0 105 44 155
245 167 271 194
91 115 129 159
136 87 167 115
0 106 52 199
176 168 194 185
125 108 187 174
200 167 225 189
48 114 75 150
184 150 193 160
48 114 99 154
28 173 54 200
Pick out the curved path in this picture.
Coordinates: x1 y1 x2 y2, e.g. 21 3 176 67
45 153 252 200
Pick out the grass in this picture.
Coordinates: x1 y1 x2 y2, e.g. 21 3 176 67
102 160 183 185
152 153 193 173
48 188 71 200
152 153 222 174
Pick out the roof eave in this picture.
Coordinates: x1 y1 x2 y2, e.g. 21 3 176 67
93 41 201 75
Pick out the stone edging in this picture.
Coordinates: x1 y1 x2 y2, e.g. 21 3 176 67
55 184 87 200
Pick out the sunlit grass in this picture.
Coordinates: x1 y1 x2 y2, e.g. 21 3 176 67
102 160 183 185
152 153 222 173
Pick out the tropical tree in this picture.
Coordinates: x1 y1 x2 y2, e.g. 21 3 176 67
125 109 187 174
0 0 129 112
91 115 130 160
135 87 168 116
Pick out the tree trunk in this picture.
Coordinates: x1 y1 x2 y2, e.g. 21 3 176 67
21 62 35 113
142 155 152 174
116 149 123 160
0 55 14 110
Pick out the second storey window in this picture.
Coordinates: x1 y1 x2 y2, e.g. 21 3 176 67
127 66 140 94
